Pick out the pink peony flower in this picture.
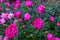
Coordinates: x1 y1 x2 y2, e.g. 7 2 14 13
33 18 44 30
0 0 4 2
25 1 33 7
37 4 46 14
8 13 14 20
57 22 60 27
47 33 53 40
5 23 18 38
14 11 21 18
50 16 55 22
0 18 6 24
24 13 31 21
14 2 21 8
1 13 8 20
5 2 10 6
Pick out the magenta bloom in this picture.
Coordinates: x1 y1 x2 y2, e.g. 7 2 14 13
14 11 21 18
1 13 8 20
14 2 21 8
50 16 55 22
5 23 18 38
25 1 33 7
37 4 46 14
24 13 31 21
5 2 10 6
0 0 4 2
0 6 2 11
8 13 14 20
0 18 6 24
47 33 53 40
33 18 44 30
57 22 60 27
47 33 60 40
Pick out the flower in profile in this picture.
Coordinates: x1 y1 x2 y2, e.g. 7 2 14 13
25 0 33 7
0 18 6 24
8 13 14 20
5 23 18 38
24 13 31 21
37 4 46 14
32 18 44 30
1 13 8 20
50 16 55 22
14 11 21 18
57 22 60 27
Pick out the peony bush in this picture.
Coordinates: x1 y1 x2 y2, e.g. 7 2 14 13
0 0 60 40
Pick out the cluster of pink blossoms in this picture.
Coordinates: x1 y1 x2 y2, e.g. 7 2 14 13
0 0 60 40
47 33 60 40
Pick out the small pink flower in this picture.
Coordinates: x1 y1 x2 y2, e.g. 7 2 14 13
5 8 10 11
14 11 21 18
23 25 26 28
1 13 8 20
33 18 44 30
14 2 21 8
16 0 20 3
0 18 6 24
37 4 46 14
0 35 2 40
50 16 55 22
0 0 4 2
24 13 31 21
13 19 18 23
47 33 53 40
5 23 18 38
0 6 2 11
14 7 17 10
25 1 33 7
57 22 60 27
18 18 23 22
8 13 14 20
5 2 10 6
4 36 9 40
